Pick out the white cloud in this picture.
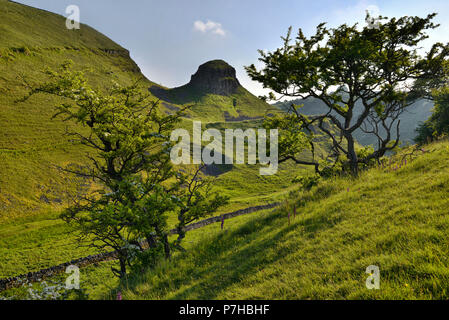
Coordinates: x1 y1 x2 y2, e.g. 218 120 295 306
193 19 226 36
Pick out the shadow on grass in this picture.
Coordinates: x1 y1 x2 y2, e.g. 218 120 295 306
113 204 342 300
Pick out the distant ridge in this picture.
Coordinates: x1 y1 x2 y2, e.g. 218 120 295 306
273 97 433 145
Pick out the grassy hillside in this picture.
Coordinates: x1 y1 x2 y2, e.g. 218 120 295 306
0 0 122 49
0 1 282 220
1 0 447 301
158 86 279 122
114 140 449 300
0 1 308 284
0 0 162 282
0 0 148 221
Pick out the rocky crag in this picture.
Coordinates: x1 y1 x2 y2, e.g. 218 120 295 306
187 59 241 95
149 60 242 101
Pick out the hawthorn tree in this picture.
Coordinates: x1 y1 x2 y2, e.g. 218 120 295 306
172 165 229 251
19 62 226 277
246 13 449 176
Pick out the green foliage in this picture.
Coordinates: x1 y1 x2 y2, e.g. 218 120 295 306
431 87 449 135
319 158 345 177
246 13 449 176
18 62 226 278
262 110 311 162
19 62 180 277
415 121 435 145
356 146 377 169
172 167 229 250
292 174 320 190
415 86 449 144
318 146 379 176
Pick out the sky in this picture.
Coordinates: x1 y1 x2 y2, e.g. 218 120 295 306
15 0 449 98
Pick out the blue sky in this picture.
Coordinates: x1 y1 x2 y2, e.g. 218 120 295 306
15 0 449 97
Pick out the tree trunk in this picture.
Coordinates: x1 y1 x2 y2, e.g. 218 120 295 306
346 134 359 177
119 257 127 278
112 252 128 278
175 211 186 250
154 225 171 260
146 234 157 249
162 234 171 260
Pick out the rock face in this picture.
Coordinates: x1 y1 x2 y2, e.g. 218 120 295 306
188 60 241 95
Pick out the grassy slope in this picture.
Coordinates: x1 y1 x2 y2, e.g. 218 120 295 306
0 0 158 278
0 0 122 49
0 0 305 280
0 0 147 221
116 140 449 300
2 0 446 301
0 0 289 222
4 141 449 300
160 86 280 123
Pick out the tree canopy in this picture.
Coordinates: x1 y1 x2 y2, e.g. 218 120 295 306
19 62 227 277
247 13 449 175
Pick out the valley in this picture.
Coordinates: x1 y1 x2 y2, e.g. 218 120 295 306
1 0 449 302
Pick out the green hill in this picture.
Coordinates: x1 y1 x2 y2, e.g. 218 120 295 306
0 0 122 49
0 1 284 222
0 1 307 287
1 0 448 301
2 139 448 299
117 139 449 300
150 59 279 122
0 0 150 221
